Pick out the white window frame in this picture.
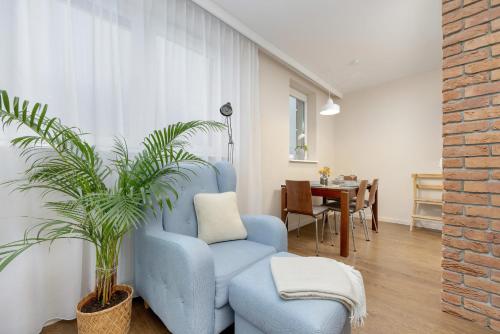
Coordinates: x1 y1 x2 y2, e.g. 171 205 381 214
289 88 308 155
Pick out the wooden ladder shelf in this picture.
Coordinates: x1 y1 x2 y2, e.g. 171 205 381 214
411 173 443 231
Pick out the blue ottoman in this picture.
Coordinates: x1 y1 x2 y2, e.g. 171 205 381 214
229 252 351 334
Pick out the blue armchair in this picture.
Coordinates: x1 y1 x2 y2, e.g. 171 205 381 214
135 161 287 334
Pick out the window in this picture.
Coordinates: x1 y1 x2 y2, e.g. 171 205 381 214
289 89 308 160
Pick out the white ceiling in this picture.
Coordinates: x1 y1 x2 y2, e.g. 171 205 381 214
210 0 442 94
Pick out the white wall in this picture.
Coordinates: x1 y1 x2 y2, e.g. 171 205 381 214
259 52 335 228
334 70 442 227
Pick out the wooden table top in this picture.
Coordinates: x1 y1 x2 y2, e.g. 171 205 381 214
281 181 368 190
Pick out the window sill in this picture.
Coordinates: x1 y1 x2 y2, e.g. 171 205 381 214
289 159 319 164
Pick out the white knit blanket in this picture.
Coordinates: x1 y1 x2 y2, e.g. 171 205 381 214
270 256 367 327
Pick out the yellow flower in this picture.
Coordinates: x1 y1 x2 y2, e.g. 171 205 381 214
319 166 331 177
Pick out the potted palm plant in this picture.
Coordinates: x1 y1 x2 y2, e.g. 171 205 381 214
0 90 224 333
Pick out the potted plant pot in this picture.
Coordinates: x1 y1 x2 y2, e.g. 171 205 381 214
76 284 133 334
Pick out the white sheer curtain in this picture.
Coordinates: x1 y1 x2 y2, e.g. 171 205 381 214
0 0 261 333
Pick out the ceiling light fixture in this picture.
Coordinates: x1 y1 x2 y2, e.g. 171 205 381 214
320 92 340 116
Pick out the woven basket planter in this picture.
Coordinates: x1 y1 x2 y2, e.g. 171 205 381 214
76 285 133 334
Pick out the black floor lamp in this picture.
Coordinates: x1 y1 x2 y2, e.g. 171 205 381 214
219 102 234 164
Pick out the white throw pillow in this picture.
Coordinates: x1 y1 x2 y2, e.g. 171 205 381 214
194 191 247 244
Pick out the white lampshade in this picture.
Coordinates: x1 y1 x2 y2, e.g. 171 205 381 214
320 97 340 116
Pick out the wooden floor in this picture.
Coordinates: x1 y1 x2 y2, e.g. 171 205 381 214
43 221 494 334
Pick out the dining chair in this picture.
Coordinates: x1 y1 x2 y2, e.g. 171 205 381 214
284 180 333 255
326 180 369 252
323 175 358 235
364 178 379 233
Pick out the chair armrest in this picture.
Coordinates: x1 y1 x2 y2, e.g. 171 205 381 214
135 222 215 334
241 214 288 252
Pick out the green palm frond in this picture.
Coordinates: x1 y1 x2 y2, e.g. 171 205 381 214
0 89 225 305
0 91 108 197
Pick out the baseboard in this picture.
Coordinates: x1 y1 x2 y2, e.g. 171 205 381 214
366 213 442 231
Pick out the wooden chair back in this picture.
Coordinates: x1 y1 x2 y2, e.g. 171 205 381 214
355 180 369 212
285 180 313 216
344 175 357 181
368 178 379 206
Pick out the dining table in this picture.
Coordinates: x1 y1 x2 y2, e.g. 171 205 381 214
280 181 378 257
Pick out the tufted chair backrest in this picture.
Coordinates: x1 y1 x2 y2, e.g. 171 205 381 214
162 161 236 237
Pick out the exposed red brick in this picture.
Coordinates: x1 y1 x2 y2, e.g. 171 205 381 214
464 299 500 319
444 24 489 47
464 6 500 27
443 96 489 113
465 157 500 168
463 107 500 120
444 203 464 215
464 275 500 294
464 251 500 269
443 1 489 25
442 6 500 324
492 270 500 282
495 232 500 243
443 246 465 260
444 22 465 38
443 235 490 252
443 72 488 91
444 191 489 204
443 89 464 102
443 215 489 228
443 279 489 301
443 224 464 235
493 220 500 231
466 205 500 218
443 145 488 157
492 194 500 206
465 58 500 74
443 120 489 134
444 135 465 145
492 319 500 331
464 229 495 241
493 119 500 130
443 66 464 79
464 180 500 192
493 44 500 57
444 44 463 58
493 18 500 31
443 112 463 124
492 294 500 307
466 132 500 144
444 170 489 180
493 244 500 256
445 180 464 190
443 0 462 15
443 269 464 283
441 291 462 305
465 81 500 97
443 48 488 68
493 69 500 81
442 302 488 326
464 30 500 50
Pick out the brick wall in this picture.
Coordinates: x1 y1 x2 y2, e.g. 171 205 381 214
442 0 500 331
